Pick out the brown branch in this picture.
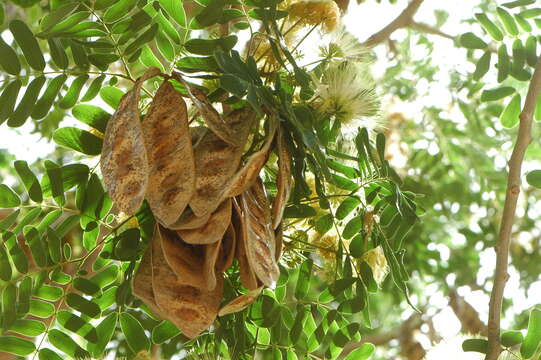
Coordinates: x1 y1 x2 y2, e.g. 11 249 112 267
449 290 487 336
485 57 541 360
362 0 425 47
409 22 455 41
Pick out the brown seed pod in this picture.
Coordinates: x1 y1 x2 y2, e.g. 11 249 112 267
177 199 232 245
203 239 222 291
271 125 292 229
233 198 259 290
218 287 263 317
241 178 280 288
151 228 223 339
168 208 211 230
274 223 283 261
189 108 255 218
221 116 278 199
100 68 161 214
157 225 209 289
177 76 238 146
143 79 195 226
132 244 167 319
216 223 236 273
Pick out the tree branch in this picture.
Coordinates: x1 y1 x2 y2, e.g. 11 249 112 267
409 22 455 41
362 0 425 47
485 57 541 360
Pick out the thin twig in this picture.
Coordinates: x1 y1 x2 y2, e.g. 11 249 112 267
485 56 541 360
362 0 425 47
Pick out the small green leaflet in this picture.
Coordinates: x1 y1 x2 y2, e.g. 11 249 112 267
53 127 103 155
0 185 21 208
500 94 521 128
120 312 151 353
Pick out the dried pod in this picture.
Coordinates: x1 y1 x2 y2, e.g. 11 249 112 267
271 125 292 229
168 208 211 230
241 178 280 288
143 79 195 226
177 76 238 146
189 108 255 217
151 229 223 339
222 117 278 199
101 68 161 214
157 225 208 289
177 199 231 244
233 198 259 290
132 244 167 319
203 239 221 291
216 223 236 273
218 287 263 317
274 223 283 261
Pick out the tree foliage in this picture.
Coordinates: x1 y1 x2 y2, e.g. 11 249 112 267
1 0 541 359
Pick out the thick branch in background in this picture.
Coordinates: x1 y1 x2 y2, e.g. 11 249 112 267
362 0 425 47
485 57 541 360
449 290 487 336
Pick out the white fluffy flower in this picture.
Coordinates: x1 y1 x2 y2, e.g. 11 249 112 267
313 61 381 127
320 27 372 62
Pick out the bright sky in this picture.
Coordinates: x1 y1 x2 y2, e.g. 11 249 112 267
1 1 540 358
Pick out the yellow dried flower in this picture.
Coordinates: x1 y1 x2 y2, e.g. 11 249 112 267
289 0 340 32
360 246 389 287
312 233 338 260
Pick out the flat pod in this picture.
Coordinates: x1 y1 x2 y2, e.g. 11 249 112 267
132 244 167 319
168 208 211 230
274 223 283 261
271 125 292 229
101 68 161 214
203 239 221 291
241 178 280 288
178 76 238 146
221 117 277 199
218 287 263 317
177 199 232 244
157 225 208 289
143 79 195 226
189 108 255 217
216 223 236 273
233 198 259 290
151 229 223 339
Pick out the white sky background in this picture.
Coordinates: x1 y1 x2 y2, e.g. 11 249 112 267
1 0 540 358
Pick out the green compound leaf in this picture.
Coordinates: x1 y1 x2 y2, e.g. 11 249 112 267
120 312 151 354
462 338 489 354
480 86 515 102
497 7 519 36
527 170 541 189
9 20 45 70
521 308 541 358
459 32 488 49
500 94 521 128
475 13 504 41
53 127 103 155
65 293 101 318
0 336 35 356
48 329 89 358
0 185 21 208
88 312 118 358
343 343 375 360
14 160 42 203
